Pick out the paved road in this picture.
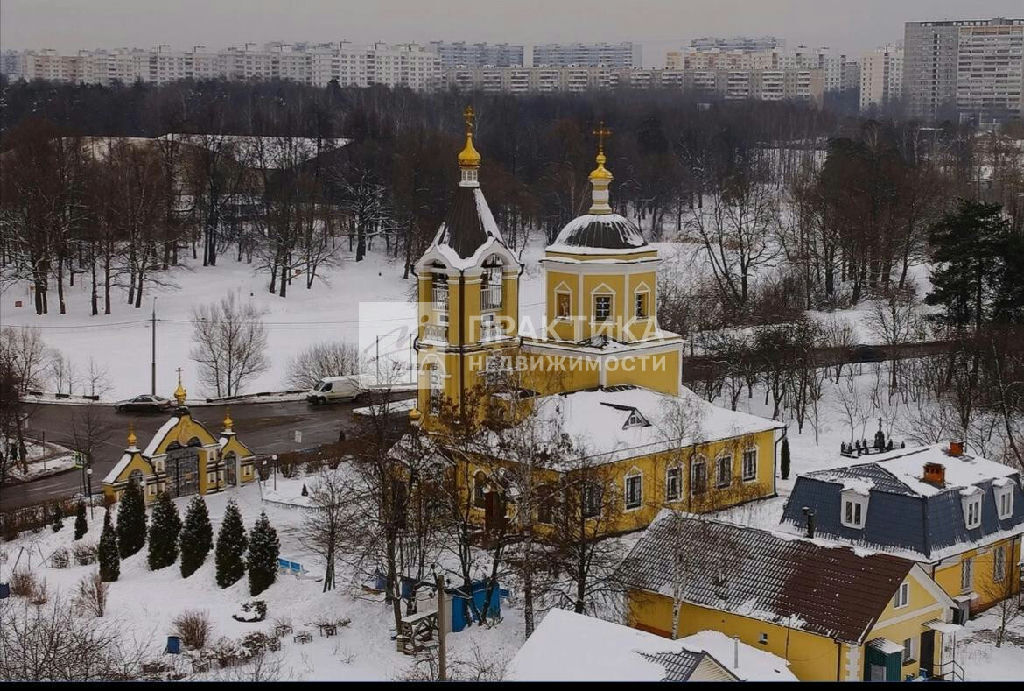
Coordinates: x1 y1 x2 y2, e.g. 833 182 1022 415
2 397 410 510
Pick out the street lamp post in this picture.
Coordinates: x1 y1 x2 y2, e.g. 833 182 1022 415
86 465 94 519
272 454 278 491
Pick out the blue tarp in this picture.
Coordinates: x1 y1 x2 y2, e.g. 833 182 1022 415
448 580 502 632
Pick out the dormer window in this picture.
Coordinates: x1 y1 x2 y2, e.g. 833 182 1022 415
840 488 869 529
994 481 1013 520
623 408 650 429
962 490 982 529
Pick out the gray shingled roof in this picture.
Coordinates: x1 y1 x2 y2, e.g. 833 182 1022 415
434 185 493 259
615 511 915 644
552 214 648 250
782 467 1024 559
639 650 706 681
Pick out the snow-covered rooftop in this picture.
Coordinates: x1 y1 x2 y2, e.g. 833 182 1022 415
810 443 1018 497
508 385 783 467
504 609 795 682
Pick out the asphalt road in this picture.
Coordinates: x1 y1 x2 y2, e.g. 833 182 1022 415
2 397 406 510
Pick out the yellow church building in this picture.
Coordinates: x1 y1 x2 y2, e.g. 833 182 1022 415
101 378 258 504
407 108 785 535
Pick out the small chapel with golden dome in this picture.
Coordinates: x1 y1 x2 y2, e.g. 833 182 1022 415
101 375 258 504
409 107 786 535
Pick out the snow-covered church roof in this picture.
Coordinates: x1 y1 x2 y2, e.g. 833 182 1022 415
547 213 649 254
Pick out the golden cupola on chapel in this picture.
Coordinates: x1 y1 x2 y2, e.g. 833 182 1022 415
412 106 522 424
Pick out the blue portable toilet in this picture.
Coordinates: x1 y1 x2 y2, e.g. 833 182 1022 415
166 635 181 654
0 582 10 599
448 580 502 632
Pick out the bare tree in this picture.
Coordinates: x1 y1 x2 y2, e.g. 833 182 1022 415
48 350 77 396
189 292 270 397
0 594 150 680
0 326 49 393
299 466 356 593
284 341 363 390
73 572 109 617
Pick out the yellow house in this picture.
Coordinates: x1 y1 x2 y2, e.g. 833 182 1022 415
617 511 962 682
101 379 258 504
782 441 1024 617
407 109 784 536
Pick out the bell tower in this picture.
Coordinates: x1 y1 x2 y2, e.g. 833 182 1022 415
410 107 521 429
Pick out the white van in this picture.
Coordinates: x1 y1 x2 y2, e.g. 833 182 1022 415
306 376 365 405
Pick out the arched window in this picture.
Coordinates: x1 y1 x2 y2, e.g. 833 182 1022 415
691 456 707 495
666 465 682 502
473 471 488 509
716 453 733 489
129 469 145 488
432 271 449 325
481 255 503 311
429 367 444 415
624 469 643 511
582 482 603 519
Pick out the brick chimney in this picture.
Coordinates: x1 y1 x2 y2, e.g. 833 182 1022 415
949 440 964 457
923 461 946 488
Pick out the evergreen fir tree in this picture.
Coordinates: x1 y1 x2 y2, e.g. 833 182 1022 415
781 437 791 480
99 509 120 582
247 512 280 596
180 495 214 578
215 499 248 588
116 477 147 558
147 492 182 570
74 502 88 540
51 503 64 533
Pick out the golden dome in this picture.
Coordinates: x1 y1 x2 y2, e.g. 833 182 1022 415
589 151 614 181
458 105 481 168
223 408 233 431
409 407 422 423
127 425 138 448
173 369 187 407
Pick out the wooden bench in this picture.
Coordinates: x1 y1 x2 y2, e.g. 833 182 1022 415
293 631 313 645
317 623 338 638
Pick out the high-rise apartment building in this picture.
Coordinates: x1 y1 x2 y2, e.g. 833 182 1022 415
428 41 524 68
4 42 442 91
904 18 1024 121
859 44 904 112
532 42 641 68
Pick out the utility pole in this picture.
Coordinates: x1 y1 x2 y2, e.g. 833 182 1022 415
435 572 446 681
151 297 158 396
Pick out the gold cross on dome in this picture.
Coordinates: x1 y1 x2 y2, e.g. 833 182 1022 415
593 121 612 154
176 367 183 384
464 105 475 133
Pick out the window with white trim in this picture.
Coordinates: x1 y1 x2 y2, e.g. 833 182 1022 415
963 494 982 529
961 556 974 592
625 472 642 510
993 545 1006 582
429 367 444 415
902 637 916 664
741 448 757 481
472 471 488 509
623 408 650 429
593 294 612 322
556 291 571 320
995 483 1013 519
634 291 649 319
432 272 448 325
716 454 732 488
892 581 909 609
666 467 681 502
691 457 707 495
840 489 869 529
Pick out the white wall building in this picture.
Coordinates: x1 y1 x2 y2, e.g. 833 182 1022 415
860 44 904 112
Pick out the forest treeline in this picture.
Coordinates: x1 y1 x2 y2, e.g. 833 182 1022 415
1 77 1022 329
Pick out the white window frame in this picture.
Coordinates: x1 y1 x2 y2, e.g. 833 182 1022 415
715 453 732 489
429 367 444 415
634 287 650 320
892 581 909 609
961 556 974 592
582 482 602 519
666 466 681 502
741 447 757 482
623 408 650 429
995 483 1013 520
993 545 1006 582
593 293 613 323
840 489 869 529
432 273 449 326
902 636 916 664
962 492 982 530
554 282 572 321
624 471 643 512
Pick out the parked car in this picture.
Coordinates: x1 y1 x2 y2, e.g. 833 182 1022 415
114 394 174 414
306 376 365 405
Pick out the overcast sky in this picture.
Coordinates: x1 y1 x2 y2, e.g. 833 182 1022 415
3 1 1022 65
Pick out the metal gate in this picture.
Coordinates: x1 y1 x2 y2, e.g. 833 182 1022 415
166 444 200 498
